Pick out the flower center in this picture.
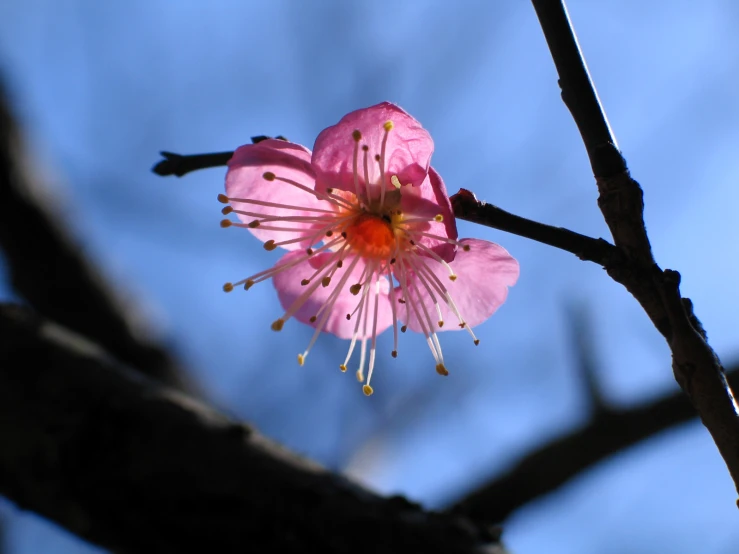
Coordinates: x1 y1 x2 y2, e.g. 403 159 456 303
344 213 395 260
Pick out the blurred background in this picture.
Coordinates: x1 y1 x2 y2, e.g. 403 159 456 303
1 0 738 552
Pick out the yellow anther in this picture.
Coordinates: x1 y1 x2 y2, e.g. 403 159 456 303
391 350 398 358
321 277 331 287
217 193 229 204
301 279 310 286
264 240 277 251
352 130 362 141
271 319 285 331
220 219 232 228
339 364 348 372
474 339 480 346
462 244 471 252
245 279 255 290
449 274 458 282
349 284 362 295
390 175 402 189
434 214 444 222
223 282 234 293
383 120 394 131
356 370 364 383
436 363 449 376
263 171 276 181
401 325 407 333
221 206 233 215
363 384 374 396
248 220 260 228
297 354 305 366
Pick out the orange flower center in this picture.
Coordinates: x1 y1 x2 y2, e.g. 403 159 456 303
344 213 395 260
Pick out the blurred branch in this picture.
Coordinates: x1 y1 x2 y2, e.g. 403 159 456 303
0 303 505 554
531 0 739 502
0 77 191 392
449 362 739 523
153 151 234 177
565 301 608 413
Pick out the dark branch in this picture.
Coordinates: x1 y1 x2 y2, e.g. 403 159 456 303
449 363 739 523
450 188 622 266
152 151 234 177
532 0 739 500
0 303 505 554
0 78 191 392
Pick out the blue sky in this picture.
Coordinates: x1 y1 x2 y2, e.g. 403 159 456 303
1 1 738 552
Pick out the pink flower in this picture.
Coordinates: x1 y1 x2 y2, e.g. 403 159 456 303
219 102 519 395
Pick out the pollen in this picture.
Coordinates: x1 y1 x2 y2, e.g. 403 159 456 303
363 384 374 396
339 364 348 372
383 120 394 131
435 363 449 376
297 354 305 366
344 213 395 260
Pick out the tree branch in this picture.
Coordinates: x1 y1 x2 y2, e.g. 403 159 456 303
0 303 505 554
449 362 739 523
0 77 191 392
531 0 739 500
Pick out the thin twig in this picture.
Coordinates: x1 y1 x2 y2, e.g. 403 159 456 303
0 303 504 554
531 0 739 501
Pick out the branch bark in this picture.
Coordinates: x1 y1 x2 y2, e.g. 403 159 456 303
0 303 504 554
0 78 191 392
531 0 739 501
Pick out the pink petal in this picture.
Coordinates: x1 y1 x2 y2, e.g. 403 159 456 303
272 251 394 340
312 102 434 194
226 139 328 250
397 239 519 332
400 167 458 262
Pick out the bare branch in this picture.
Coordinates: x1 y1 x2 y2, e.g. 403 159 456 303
0 303 505 554
531 0 739 499
448 363 739 523
0 78 191 392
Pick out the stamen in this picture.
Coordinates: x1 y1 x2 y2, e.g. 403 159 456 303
352 132 364 204
408 239 457 281
390 175 402 189
378 121 392 207
386 265 399 361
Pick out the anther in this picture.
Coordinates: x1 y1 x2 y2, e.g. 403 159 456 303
390 258 396 264
340 364 348 372
356 370 364 383
362 145 369 152
390 175 402 189
263 172 276 181
435 363 449 376
264 240 277 251
391 350 398 358
438 321 444 327
434 214 444 222
220 219 232 228
217 193 229 204
321 277 331 287
341 232 347 238
297 354 305 366
337 260 343 268
248 220 260 228
325 230 333 237
349 284 362 295
363 384 374 396
346 314 351 320
374 154 380 161
271 319 285 331
352 130 362 141
326 188 334 194
221 206 233 215
463 244 471 252
301 279 310 286
401 325 407 333
309 316 317 323
245 279 255 290
449 274 458 281
383 120 394 131
474 339 480 345
306 248 314 255
223 282 234 293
